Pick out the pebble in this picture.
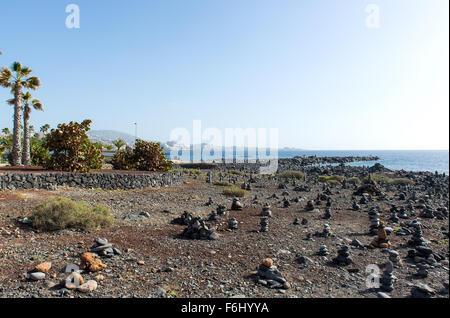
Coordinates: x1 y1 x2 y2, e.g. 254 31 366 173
29 272 46 281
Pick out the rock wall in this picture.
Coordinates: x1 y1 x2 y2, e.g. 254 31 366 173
0 172 184 191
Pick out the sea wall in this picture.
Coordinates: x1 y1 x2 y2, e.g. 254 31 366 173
0 172 184 191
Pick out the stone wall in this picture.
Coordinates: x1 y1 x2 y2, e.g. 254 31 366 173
0 172 184 191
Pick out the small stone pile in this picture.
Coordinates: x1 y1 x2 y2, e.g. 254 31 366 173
390 205 399 223
208 211 218 221
316 223 331 237
317 245 329 256
28 261 52 281
181 217 219 240
352 201 361 211
90 238 121 258
306 200 315 212
216 204 227 216
231 198 243 211
368 207 380 235
254 258 290 290
388 250 403 267
379 261 394 292
333 245 352 266
228 218 238 230
324 207 331 219
260 204 272 217
421 206 435 219
260 217 269 232
408 226 427 247
171 211 193 225
63 272 98 294
398 207 408 219
283 197 290 208
369 223 392 249
205 197 213 206
407 246 445 266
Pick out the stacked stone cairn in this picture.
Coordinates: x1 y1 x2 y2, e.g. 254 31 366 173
255 258 290 290
388 250 403 267
324 206 332 219
398 207 408 219
380 261 394 292
421 206 435 219
390 205 399 223
306 200 315 212
260 204 272 217
260 217 269 232
353 200 361 211
171 211 193 225
283 197 290 208
368 207 380 235
231 197 243 211
181 217 218 240
333 245 352 266
317 245 329 256
216 204 227 216
90 238 121 258
228 218 238 230
408 226 427 247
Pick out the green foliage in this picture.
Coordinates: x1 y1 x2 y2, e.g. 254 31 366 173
228 169 243 175
278 170 305 180
44 120 103 172
30 134 50 166
29 196 113 231
362 174 392 184
112 139 126 150
111 148 136 170
213 181 233 187
346 177 361 184
390 177 414 185
318 175 345 183
223 186 247 197
112 139 172 172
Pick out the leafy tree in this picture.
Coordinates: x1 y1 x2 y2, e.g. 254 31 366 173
44 120 103 172
111 139 172 172
0 62 40 166
112 138 126 151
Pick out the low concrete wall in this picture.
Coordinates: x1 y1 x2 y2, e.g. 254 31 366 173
0 172 184 191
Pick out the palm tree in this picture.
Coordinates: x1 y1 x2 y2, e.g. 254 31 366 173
12 92 43 165
113 139 126 151
0 62 40 166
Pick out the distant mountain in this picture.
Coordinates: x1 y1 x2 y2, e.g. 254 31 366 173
87 130 136 146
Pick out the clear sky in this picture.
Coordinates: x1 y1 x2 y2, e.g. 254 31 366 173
0 0 448 150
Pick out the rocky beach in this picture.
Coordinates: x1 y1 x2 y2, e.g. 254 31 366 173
0 158 448 298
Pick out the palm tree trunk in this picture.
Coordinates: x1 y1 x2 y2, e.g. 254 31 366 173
22 110 31 166
12 85 22 166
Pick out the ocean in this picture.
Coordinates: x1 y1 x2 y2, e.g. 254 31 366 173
168 149 449 174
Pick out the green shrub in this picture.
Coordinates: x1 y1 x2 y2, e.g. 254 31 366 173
278 170 305 180
318 175 345 183
182 169 204 175
29 196 113 231
213 181 233 187
223 186 247 197
391 178 414 185
111 139 172 172
346 177 361 184
44 120 103 172
362 174 393 184
228 170 243 175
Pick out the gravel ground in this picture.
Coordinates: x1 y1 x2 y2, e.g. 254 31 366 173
0 167 448 298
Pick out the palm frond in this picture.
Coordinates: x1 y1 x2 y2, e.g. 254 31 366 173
6 98 15 106
11 62 22 73
22 92 32 101
24 76 41 89
20 67 32 77
32 99 44 111
0 67 12 87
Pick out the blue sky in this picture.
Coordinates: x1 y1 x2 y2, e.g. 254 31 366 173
0 0 448 150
